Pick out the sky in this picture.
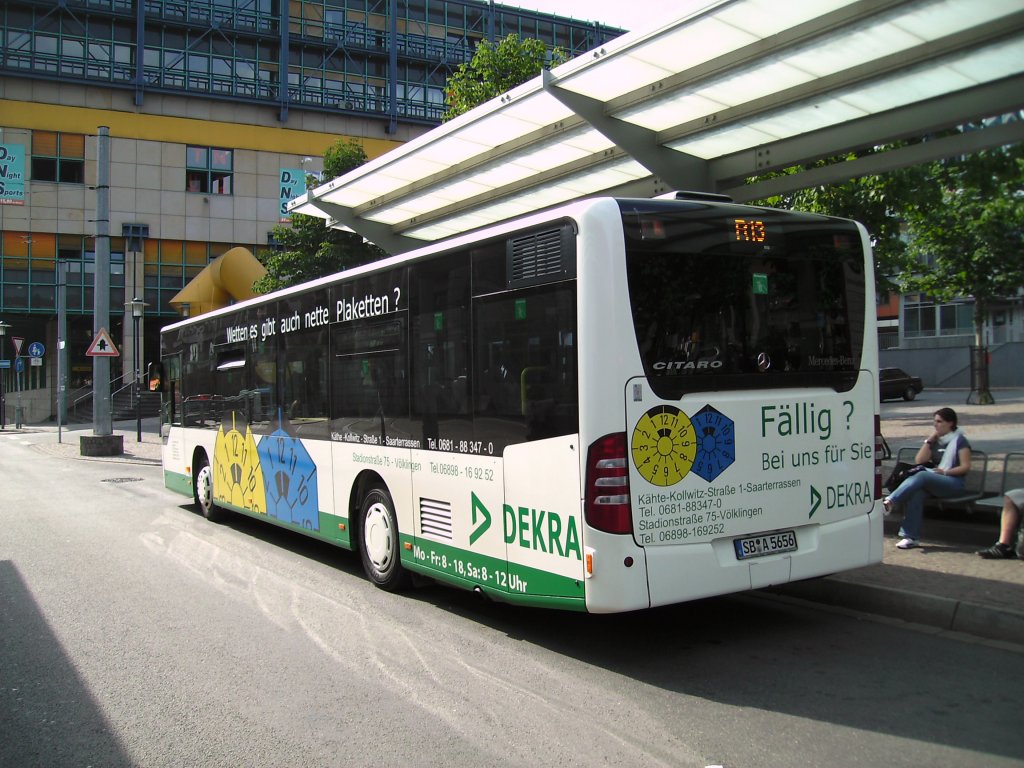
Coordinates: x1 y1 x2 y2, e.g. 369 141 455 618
503 0 714 35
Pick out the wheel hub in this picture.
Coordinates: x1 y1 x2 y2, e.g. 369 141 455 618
364 503 393 570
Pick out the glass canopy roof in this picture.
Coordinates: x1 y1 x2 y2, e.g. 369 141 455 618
290 0 1024 253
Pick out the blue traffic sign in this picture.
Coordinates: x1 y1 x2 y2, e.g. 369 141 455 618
15 357 24 373
28 341 45 357
0 359 10 369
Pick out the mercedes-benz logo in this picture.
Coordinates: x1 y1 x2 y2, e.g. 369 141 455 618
757 352 771 372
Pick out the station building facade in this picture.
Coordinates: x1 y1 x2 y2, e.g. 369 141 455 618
0 0 620 423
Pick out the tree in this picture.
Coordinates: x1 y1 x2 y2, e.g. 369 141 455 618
254 139 385 293
751 139 1024 404
444 34 567 121
898 143 1024 403
749 150 924 292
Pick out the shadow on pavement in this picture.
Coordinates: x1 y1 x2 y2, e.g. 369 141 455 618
0 561 132 767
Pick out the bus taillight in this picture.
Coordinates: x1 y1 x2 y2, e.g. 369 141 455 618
874 415 883 500
585 433 633 534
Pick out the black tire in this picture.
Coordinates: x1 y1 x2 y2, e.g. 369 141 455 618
902 387 917 401
358 485 410 592
193 455 224 522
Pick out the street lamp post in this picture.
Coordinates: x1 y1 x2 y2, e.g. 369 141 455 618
0 320 9 430
126 298 147 442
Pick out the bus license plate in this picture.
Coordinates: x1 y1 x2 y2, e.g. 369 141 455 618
734 530 797 560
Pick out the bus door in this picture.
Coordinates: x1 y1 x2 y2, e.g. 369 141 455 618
157 353 192 496
407 253 510 594
485 284 584 608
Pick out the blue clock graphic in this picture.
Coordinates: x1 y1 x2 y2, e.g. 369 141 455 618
690 404 735 482
258 421 320 530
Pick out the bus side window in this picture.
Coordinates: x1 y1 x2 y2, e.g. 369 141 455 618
410 252 471 447
158 355 182 426
282 337 326 435
472 282 577 451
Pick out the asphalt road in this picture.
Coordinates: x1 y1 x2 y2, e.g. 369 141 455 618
2 431 1023 768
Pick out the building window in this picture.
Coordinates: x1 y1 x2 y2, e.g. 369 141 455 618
185 146 233 194
939 302 974 336
31 131 85 184
903 294 973 338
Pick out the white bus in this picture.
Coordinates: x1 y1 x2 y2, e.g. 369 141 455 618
155 194 884 612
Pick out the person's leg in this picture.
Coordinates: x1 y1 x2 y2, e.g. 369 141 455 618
887 470 925 506
889 472 925 541
976 495 1021 558
897 488 925 541
892 472 965 545
998 496 1021 546
909 471 968 500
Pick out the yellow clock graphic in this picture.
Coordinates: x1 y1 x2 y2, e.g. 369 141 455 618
214 413 267 514
631 405 697 486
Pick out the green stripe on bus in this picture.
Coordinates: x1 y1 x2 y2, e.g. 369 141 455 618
165 470 192 498
319 511 352 547
400 534 585 610
207 498 351 547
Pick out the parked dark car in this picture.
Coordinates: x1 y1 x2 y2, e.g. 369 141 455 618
879 367 924 401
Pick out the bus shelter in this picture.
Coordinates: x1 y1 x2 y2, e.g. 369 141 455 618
289 0 1024 254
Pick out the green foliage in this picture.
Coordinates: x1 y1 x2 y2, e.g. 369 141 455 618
322 138 368 180
254 139 384 293
749 150 924 292
444 34 568 120
749 142 1024 308
751 140 1023 402
899 144 1024 325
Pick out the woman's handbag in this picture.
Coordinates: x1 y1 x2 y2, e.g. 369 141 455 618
885 461 934 492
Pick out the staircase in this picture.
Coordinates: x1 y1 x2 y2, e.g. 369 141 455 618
112 386 162 420
68 376 162 423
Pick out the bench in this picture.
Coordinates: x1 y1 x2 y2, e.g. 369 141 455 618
892 446 988 512
972 452 1024 513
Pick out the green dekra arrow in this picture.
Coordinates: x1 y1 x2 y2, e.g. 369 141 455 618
470 492 491 545
809 485 822 518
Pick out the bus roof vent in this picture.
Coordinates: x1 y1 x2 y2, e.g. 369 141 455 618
653 190 734 202
507 225 576 288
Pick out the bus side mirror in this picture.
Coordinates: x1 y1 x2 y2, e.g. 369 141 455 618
148 361 166 392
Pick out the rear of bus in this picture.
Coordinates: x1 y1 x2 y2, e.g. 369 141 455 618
577 197 884 613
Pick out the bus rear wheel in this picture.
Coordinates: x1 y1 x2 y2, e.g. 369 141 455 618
359 485 410 592
193 456 223 522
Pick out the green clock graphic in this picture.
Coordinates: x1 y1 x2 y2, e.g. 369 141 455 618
631 404 697 486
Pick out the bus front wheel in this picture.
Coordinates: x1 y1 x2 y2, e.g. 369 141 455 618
193 456 223 522
359 485 410 592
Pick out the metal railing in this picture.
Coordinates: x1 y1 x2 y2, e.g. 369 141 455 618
69 373 150 423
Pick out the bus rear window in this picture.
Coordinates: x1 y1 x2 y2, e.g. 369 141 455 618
621 202 865 399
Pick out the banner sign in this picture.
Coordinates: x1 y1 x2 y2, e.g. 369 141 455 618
0 144 26 205
279 168 307 221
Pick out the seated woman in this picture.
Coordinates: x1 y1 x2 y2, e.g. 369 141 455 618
884 407 971 550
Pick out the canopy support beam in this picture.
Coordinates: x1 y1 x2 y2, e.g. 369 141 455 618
541 70 709 192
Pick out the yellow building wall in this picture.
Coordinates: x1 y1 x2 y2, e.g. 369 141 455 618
0 99 402 159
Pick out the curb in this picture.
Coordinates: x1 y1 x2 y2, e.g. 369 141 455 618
770 577 1024 646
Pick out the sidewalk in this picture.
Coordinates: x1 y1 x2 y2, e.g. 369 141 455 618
6 395 1024 645
775 388 1024 646
7 420 165 465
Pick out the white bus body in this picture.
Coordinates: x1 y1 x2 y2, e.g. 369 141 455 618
158 196 884 613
